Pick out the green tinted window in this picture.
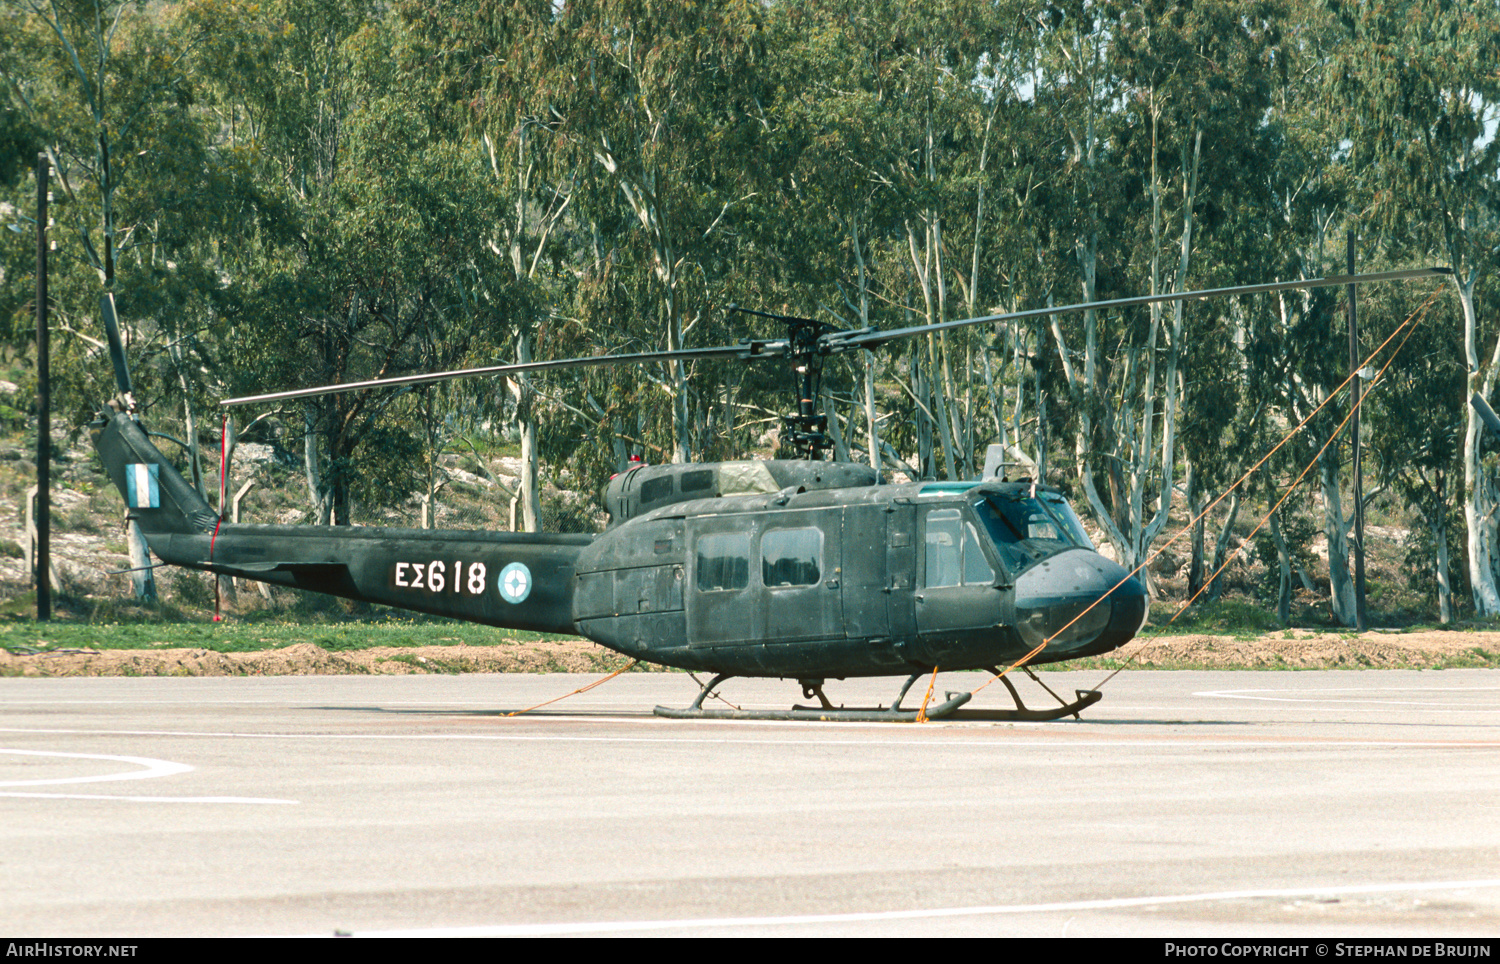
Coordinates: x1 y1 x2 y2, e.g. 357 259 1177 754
640 476 673 504
681 470 715 493
761 528 822 587
696 532 749 591
926 508 994 587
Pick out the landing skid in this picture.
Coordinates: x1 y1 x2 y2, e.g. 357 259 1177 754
654 672 971 722
653 668 1103 722
949 666 1102 722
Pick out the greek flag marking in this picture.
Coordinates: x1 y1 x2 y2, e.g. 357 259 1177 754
126 463 159 509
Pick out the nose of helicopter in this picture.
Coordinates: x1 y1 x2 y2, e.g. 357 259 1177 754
1013 548 1148 658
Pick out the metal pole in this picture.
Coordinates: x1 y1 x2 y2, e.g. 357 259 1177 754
1348 230 1366 631
35 154 50 621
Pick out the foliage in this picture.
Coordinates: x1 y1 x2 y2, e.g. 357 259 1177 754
1253 511 1317 603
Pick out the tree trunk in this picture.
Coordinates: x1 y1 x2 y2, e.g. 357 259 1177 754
1433 504 1453 625
1186 459 1206 598
863 351 881 475
508 334 542 533
126 517 156 603
1206 491 1242 603
1269 506 1292 626
216 414 236 607
306 412 334 526
1461 269 1500 615
849 220 881 475
1321 456 1357 626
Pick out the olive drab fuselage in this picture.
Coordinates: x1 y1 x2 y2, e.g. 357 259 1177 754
577 460 1147 677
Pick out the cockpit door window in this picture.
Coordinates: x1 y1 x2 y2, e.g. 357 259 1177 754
974 494 1088 574
924 508 995 588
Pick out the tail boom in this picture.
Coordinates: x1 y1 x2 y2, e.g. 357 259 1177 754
160 524 590 635
93 408 589 634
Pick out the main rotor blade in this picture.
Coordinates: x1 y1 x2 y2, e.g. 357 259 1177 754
220 342 773 408
222 267 1448 408
1472 393 1500 440
837 267 1452 352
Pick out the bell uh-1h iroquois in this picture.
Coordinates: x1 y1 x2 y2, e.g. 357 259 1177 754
93 268 1447 721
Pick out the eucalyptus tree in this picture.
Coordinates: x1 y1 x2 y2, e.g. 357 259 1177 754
1224 4 1356 622
1364 288 1468 623
751 1 899 467
1318 0 1500 615
1034 0 1282 591
194 0 511 526
0 93 44 350
756 0 1042 479
393 0 577 530
501 0 772 466
0 0 264 598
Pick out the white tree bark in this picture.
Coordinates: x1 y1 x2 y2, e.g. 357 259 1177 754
1321 457 1357 625
1460 268 1500 615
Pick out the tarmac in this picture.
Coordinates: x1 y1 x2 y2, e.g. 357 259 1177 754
1 668 1497 937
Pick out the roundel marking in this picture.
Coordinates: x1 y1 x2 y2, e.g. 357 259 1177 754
497 562 533 604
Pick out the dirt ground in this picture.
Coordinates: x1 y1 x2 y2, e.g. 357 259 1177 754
1121 627 1500 669
3 628 1498 677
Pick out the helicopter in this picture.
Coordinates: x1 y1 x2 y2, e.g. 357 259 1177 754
90 267 1447 721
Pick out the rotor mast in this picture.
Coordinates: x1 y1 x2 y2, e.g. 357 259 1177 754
784 317 838 460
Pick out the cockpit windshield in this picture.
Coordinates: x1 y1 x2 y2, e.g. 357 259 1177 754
972 493 1094 574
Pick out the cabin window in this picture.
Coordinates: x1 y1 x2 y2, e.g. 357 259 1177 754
640 476 673 505
681 469 714 494
761 528 822 588
925 508 994 588
696 532 750 591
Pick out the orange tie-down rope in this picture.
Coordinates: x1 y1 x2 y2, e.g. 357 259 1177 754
504 659 640 716
971 282 1446 699
915 665 941 722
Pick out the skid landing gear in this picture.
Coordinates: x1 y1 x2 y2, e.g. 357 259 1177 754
955 666 1102 722
653 672 971 722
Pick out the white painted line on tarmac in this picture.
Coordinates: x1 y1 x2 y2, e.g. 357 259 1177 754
0 748 296 804
0 698 538 706
1199 686 1500 708
1 726 1496 749
331 877 1500 937
0 791 296 803
0 748 190 786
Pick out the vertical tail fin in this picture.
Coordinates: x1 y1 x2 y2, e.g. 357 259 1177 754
92 408 218 537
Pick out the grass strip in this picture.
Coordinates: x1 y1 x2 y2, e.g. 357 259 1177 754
1 618 580 654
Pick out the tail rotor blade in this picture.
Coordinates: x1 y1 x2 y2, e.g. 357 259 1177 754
100 293 135 410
